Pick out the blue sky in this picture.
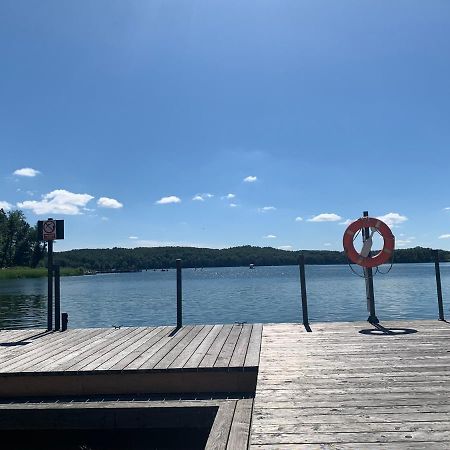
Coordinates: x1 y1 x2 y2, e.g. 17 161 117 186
1 1 449 252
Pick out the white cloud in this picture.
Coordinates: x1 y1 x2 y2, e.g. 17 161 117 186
308 213 342 222
324 243 332 247
295 216 303 222
259 206 276 212
101 216 109 221
222 193 235 200
444 207 450 211
439 234 450 239
397 236 416 247
18 189 94 215
243 176 257 183
377 212 408 228
264 234 277 239
155 196 181 205
13 167 40 177
339 219 353 226
229 203 238 208
192 193 214 201
0 201 12 211
97 197 123 209
278 245 293 250
128 236 139 240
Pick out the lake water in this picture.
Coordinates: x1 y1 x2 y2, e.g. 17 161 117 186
0 263 449 329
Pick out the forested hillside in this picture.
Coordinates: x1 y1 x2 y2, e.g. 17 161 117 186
55 245 450 271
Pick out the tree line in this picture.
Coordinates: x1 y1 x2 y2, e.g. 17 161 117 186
55 245 450 272
1 209 449 271
0 209 45 268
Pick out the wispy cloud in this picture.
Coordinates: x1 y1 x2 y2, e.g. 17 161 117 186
13 167 40 177
278 245 293 250
97 197 123 209
295 216 303 222
324 242 332 247
444 207 450 211
243 175 257 183
222 193 236 200
396 236 416 247
259 206 276 213
18 189 94 215
308 213 342 222
439 234 450 239
339 219 353 226
377 212 408 228
0 201 12 211
229 203 238 208
264 234 277 239
155 196 181 205
128 236 139 240
192 193 214 201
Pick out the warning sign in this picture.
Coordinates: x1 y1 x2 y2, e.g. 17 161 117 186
43 220 57 241
37 219 65 241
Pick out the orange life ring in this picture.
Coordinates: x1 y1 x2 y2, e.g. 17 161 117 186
343 217 395 268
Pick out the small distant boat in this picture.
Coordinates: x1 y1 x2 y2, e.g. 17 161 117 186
249 264 255 269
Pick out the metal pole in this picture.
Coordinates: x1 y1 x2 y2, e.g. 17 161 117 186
299 253 311 332
54 264 61 331
434 250 445 321
47 239 53 331
363 211 379 324
176 259 182 329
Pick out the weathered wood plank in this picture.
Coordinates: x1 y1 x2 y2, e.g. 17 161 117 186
114 326 172 371
214 324 243 368
183 324 223 369
205 401 236 450
199 324 233 368
229 324 252 368
153 326 204 370
169 324 214 369
137 325 195 370
245 323 263 367
226 398 253 450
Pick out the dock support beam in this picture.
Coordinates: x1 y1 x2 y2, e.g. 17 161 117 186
434 250 445 321
176 259 182 329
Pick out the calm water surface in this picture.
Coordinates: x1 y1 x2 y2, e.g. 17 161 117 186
0 263 449 329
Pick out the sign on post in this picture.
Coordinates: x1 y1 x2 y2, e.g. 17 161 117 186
38 219 65 241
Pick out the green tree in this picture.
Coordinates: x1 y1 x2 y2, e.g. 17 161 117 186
0 209 45 268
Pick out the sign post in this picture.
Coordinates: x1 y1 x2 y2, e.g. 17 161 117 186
38 218 65 331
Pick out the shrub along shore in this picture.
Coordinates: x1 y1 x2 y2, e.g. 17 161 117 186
0 267 84 280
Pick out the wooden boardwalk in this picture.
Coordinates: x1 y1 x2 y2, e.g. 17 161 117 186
250 320 450 449
1 320 450 448
0 323 262 397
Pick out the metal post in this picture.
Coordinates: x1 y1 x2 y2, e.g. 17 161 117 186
435 250 445 321
176 259 182 329
54 264 61 331
47 239 54 331
363 211 379 324
61 312 68 331
299 253 311 332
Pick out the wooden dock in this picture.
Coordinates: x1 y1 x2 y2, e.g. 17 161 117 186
0 323 262 397
250 320 450 449
1 320 450 448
